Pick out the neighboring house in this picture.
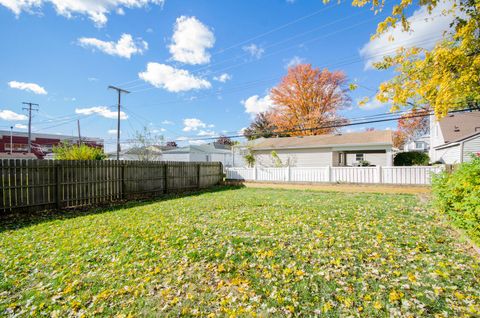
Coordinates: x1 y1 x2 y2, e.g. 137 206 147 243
107 145 173 161
403 134 430 153
0 152 37 160
0 130 103 159
430 111 480 164
249 130 394 167
162 143 233 167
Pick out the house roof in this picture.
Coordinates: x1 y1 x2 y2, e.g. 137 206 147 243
434 131 480 150
0 152 38 159
439 111 480 143
251 130 393 150
163 143 232 154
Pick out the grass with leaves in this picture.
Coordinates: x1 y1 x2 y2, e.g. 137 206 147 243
1 187 479 317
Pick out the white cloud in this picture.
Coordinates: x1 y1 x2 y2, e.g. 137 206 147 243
88 77 99 82
78 34 147 59
161 120 174 125
138 63 211 92
75 106 128 119
8 81 47 95
169 16 215 65
285 56 305 69
242 94 274 116
182 118 213 132
0 0 165 26
213 73 231 83
360 1 457 69
197 130 216 136
0 110 28 121
242 44 264 59
108 129 118 134
357 98 387 110
14 123 28 129
183 118 204 132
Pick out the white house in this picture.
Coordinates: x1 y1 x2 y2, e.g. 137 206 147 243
403 134 430 153
162 143 233 167
430 111 480 164
107 145 174 161
248 130 394 167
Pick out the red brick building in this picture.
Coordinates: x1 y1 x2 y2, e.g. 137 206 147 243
0 130 103 159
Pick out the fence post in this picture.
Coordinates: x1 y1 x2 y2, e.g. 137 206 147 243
197 163 201 189
163 163 168 194
55 161 61 209
376 166 382 184
253 165 257 181
327 166 331 182
286 165 291 182
121 162 126 199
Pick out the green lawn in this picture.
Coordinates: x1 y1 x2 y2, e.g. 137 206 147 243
1 187 479 317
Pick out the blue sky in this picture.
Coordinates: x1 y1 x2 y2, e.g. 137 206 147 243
0 0 453 151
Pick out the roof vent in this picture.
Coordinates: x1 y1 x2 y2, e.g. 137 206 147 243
454 126 460 132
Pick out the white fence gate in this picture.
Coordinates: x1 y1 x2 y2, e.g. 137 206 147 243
226 166 444 185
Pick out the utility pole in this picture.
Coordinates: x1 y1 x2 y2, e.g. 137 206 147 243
77 119 82 145
10 126 13 154
108 85 130 160
22 102 39 153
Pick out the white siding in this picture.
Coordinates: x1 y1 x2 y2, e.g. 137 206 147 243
345 153 386 166
463 135 480 162
210 153 233 166
365 153 387 166
190 153 208 162
162 153 191 162
435 146 461 164
254 148 332 167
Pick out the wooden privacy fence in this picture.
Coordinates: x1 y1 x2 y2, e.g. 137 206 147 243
0 160 223 213
226 165 444 185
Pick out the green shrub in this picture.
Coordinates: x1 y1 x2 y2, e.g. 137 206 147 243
244 152 255 167
53 142 106 160
432 154 480 244
394 151 430 166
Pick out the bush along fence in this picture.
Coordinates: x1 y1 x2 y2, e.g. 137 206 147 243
226 165 444 185
0 160 223 214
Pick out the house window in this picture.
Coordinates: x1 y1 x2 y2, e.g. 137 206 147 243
355 153 364 161
415 142 423 149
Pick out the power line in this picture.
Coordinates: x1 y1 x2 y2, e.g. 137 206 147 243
162 107 475 143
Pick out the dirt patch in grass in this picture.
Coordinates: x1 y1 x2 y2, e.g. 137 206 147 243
230 181 432 195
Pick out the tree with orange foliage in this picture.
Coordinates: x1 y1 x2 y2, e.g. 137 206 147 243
269 64 349 136
393 108 430 149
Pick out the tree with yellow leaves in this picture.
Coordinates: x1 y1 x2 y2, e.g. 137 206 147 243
330 0 480 118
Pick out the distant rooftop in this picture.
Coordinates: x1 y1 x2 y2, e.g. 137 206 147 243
163 143 232 154
0 130 103 143
251 130 393 150
438 111 480 143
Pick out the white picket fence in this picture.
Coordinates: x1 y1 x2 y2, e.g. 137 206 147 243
226 165 444 185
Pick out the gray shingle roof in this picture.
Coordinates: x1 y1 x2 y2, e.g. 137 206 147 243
252 130 393 150
438 111 480 143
